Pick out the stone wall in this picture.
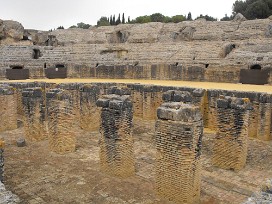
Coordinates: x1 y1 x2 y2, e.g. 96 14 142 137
46 89 76 154
0 18 272 84
212 96 251 170
156 98 203 203
97 87 135 177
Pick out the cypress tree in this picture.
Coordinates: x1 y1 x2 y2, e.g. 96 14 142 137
122 13 125 24
113 15 116 25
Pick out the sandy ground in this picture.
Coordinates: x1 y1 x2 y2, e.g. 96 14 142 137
2 119 272 204
2 79 272 93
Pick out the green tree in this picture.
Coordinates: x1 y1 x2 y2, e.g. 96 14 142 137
245 0 270 19
69 25 77 28
110 15 113 25
97 17 110 27
196 14 217 21
232 0 272 19
77 22 91 29
220 14 233 21
163 16 172 23
135 15 151 23
116 13 121 25
128 16 131 23
57 26 64 29
187 12 192 20
113 15 116 25
171 15 186 23
122 13 125 24
150 13 165 22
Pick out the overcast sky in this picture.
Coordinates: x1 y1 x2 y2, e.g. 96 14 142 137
0 0 235 31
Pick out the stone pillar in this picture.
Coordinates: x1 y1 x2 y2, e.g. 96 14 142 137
0 86 17 132
79 84 101 131
22 87 47 141
128 84 143 118
97 87 135 177
142 85 164 120
0 140 4 182
257 94 272 141
155 91 203 204
212 96 251 171
46 89 76 154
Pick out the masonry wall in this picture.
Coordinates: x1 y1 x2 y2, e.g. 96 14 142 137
212 96 251 170
156 101 203 204
46 89 76 154
22 87 47 141
97 88 135 177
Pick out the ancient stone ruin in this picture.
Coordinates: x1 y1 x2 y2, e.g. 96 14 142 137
0 15 271 203
212 96 251 171
155 91 203 203
46 89 77 154
97 87 135 177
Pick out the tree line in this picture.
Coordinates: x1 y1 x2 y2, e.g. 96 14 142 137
54 0 272 30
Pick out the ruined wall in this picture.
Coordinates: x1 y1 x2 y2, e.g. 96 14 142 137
155 98 203 203
46 89 76 154
0 86 17 132
212 96 251 171
97 87 135 177
1 18 272 84
79 84 101 131
22 87 47 141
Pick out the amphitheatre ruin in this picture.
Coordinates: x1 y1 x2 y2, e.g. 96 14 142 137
0 14 272 203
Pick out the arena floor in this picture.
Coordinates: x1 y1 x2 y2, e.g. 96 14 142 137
3 78 272 93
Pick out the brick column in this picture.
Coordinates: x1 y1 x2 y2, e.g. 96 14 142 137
155 91 203 204
97 87 135 177
79 84 101 131
257 94 272 141
46 89 76 154
0 86 17 132
212 96 251 170
22 87 47 141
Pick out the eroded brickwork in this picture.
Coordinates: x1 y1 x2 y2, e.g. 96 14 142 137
212 96 251 170
22 88 47 141
97 87 135 177
46 89 76 154
257 94 272 141
0 86 17 132
155 91 203 204
79 84 101 131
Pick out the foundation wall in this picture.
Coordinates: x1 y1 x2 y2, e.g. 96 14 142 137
0 86 17 132
212 97 251 170
22 87 47 141
46 89 76 154
156 102 203 204
97 89 135 177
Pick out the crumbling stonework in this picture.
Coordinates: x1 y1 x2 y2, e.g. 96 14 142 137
0 86 17 132
22 87 47 141
155 91 203 203
245 179 272 204
46 89 76 154
79 84 101 131
97 87 135 177
1 18 272 83
257 94 272 141
212 96 251 171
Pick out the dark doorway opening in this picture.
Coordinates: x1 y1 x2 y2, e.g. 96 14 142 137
33 49 41 59
22 36 29 41
11 66 23 69
44 63 47 68
56 64 65 68
6 66 29 80
205 64 209 68
250 64 262 70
